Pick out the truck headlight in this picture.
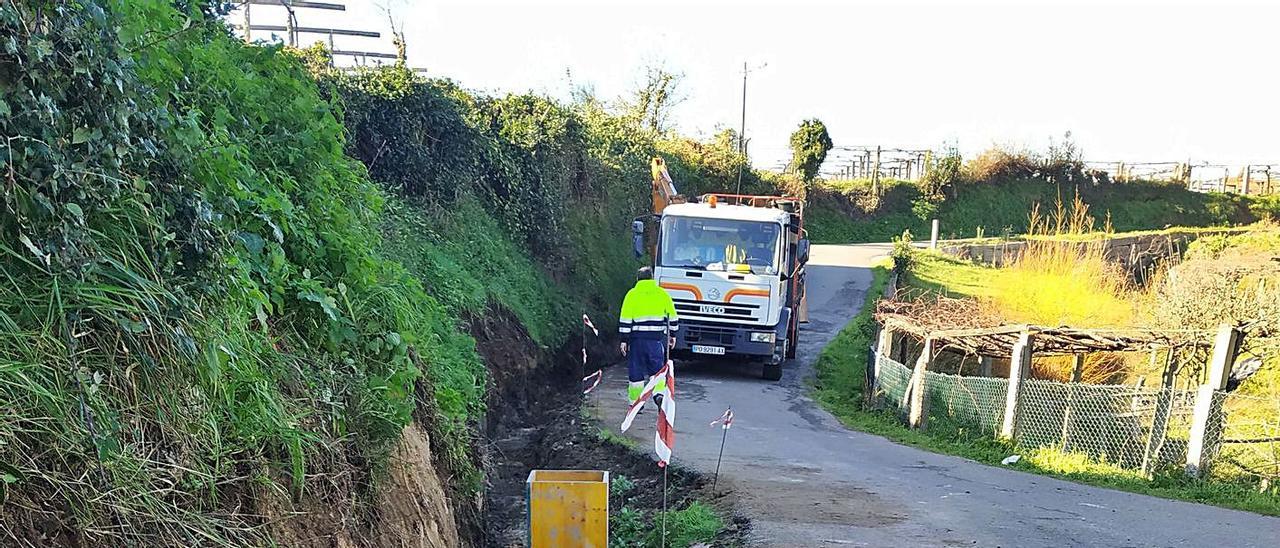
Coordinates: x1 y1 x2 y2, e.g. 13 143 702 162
750 332 776 343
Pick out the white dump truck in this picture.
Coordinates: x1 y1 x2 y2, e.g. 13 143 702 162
634 159 809 380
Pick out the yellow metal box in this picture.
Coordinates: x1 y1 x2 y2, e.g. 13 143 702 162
527 469 609 547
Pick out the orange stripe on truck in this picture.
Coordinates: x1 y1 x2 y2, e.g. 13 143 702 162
659 282 703 301
724 288 769 302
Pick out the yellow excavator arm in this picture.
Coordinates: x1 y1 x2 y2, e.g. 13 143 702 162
650 157 683 214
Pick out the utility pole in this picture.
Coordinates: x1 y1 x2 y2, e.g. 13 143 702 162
735 62 748 195
734 62 765 195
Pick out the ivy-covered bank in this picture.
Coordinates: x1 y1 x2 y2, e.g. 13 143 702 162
0 2 781 544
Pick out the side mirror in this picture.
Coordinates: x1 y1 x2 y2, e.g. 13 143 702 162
632 220 645 258
798 239 811 265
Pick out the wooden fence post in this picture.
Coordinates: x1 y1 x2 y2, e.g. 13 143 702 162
872 146 882 197
1059 353 1086 450
1142 349 1176 474
1000 332 1034 440
930 219 940 250
907 338 934 429
1185 324 1242 477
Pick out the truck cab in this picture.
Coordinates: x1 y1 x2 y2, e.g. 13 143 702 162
637 194 809 380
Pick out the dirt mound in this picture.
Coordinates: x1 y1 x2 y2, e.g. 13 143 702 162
256 422 461 548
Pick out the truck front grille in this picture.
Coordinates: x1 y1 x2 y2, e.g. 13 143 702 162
673 298 762 323
682 324 737 346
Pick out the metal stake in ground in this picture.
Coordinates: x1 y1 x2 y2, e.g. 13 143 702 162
710 407 734 494
582 309 591 416
661 464 668 547
661 315 670 547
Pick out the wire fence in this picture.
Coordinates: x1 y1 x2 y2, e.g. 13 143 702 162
924 370 1008 437
1215 392 1280 483
1016 380 1198 471
871 353 1280 480
876 354 912 417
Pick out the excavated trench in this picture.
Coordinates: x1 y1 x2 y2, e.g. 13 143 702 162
468 305 748 546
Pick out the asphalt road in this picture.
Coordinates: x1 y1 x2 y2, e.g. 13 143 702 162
592 243 1280 547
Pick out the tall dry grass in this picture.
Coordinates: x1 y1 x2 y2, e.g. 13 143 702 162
988 195 1139 328
981 195 1147 382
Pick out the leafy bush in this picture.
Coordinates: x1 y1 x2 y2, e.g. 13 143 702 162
891 230 915 275
920 145 963 196
788 118 833 183
963 134 1085 186
911 195 940 221
610 474 636 497
0 1 482 543
610 506 647 547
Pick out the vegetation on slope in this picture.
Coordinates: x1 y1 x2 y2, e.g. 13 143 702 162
1 1 479 543
0 3 766 542
805 141 1280 244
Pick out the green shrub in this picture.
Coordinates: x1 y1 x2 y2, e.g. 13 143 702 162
610 474 636 497
920 145 963 196
788 118 833 183
911 195 940 221
610 506 647 547
0 1 481 542
891 231 915 275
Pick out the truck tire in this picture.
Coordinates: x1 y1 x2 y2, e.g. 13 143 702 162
785 321 798 360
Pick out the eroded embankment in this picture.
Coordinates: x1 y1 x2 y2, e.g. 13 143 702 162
470 304 747 546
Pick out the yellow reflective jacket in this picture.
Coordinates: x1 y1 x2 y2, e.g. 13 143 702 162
619 279 679 341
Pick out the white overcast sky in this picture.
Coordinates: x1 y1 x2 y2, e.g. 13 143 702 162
230 0 1279 168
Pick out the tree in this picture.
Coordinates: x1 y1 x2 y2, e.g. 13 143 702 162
788 119 832 182
627 64 685 134
921 144 962 197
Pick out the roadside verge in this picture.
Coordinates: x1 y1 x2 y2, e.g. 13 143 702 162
810 261 1280 516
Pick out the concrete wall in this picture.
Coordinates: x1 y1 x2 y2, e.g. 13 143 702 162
937 229 1238 282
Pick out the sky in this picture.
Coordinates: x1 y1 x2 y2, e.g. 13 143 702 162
229 0 1280 170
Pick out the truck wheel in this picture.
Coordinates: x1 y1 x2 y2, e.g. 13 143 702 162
762 362 782 381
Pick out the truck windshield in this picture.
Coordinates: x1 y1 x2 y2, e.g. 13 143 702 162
659 216 781 274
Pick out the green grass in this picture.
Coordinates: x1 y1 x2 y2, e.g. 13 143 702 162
807 178 1280 244
658 501 723 547
811 262 1280 516
595 426 640 450
382 196 575 347
1186 227 1280 259
902 252 996 299
611 501 723 548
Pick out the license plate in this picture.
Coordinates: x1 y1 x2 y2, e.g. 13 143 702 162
699 305 726 315
692 345 726 355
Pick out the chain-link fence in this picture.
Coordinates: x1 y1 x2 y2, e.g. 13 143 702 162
875 354 912 416
1214 391 1280 483
1015 380 1198 471
869 352 1278 477
923 370 1008 437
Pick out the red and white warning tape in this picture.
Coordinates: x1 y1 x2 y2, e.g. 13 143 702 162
582 369 603 394
710 407 733 429
620 360 677 468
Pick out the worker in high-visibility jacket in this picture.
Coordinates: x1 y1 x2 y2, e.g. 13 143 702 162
618 267 678 405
